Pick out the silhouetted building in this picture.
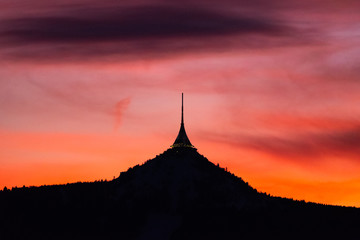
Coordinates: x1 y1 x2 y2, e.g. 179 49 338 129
171 93 194 148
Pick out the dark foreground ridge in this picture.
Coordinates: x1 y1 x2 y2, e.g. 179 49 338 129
0 147 359 240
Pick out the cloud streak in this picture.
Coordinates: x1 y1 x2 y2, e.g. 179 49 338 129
0 3 305 62
113 98 131 131
205 126 360 161
3 6 287 42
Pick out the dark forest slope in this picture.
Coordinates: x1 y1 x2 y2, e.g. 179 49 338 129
0 147 359 239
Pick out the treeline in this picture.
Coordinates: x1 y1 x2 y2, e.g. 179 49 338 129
1 147 359 239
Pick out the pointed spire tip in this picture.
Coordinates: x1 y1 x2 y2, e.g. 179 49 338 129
171 92 194 148
181 93 184 124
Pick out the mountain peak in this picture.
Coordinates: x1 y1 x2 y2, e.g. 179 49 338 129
1 147 359 240
115 147 258 212
1 95 360 239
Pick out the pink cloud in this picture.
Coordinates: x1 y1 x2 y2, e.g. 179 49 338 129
113 97 131 131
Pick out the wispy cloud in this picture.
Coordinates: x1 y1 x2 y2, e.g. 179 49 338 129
204 126 360 161
113 98 131 131
3 6 288 42
0 2 309 62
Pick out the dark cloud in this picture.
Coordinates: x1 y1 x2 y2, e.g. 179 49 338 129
0 4 302 62
204 126 360 161
3 6 286 43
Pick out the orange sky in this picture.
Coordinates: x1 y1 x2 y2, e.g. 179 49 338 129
1 0 360 207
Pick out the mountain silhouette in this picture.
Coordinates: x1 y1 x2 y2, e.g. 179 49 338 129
1 94 360 239
1 147 359 240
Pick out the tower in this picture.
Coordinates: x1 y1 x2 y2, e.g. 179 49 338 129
171 93 194 148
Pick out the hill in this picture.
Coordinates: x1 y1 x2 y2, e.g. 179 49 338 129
0 147 359 239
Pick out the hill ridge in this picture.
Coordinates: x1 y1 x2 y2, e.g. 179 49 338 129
1 147 360 239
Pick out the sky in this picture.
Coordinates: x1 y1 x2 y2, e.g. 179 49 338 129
1 0 360 207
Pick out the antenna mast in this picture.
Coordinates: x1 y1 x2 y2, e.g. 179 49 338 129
171 92 194 148
181 93 184 124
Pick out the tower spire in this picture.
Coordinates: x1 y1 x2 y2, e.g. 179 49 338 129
181 93 184 124
171 93 194 148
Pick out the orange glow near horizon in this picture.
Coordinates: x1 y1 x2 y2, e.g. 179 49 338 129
2 126 360 207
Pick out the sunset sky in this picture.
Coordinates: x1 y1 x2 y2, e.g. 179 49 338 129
1 0 360 207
